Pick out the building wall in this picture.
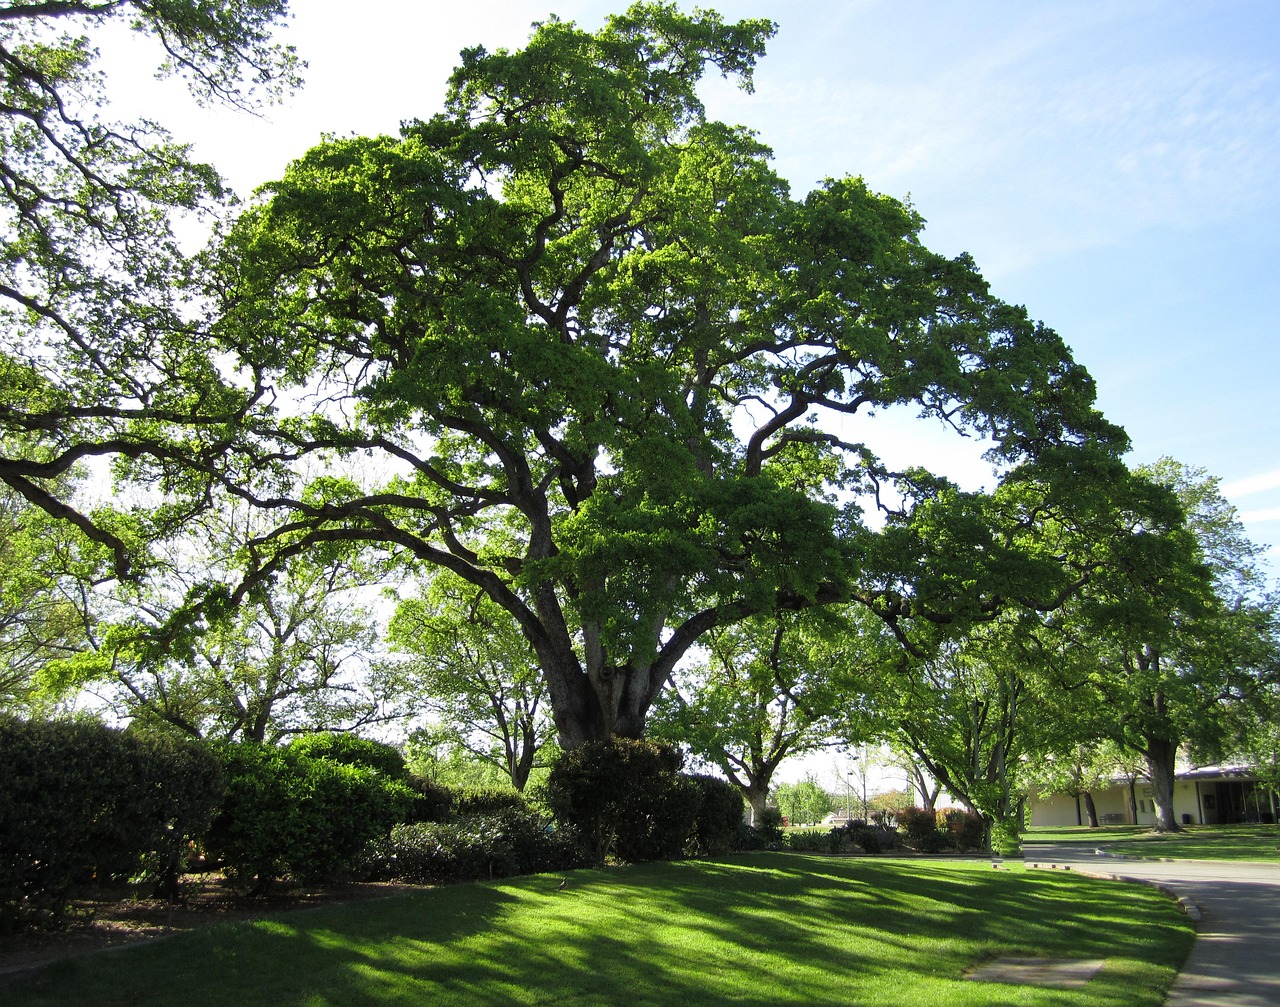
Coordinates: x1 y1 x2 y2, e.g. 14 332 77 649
1028 780 1205 828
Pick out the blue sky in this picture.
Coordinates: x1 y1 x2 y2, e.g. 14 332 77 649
102 1 1280 571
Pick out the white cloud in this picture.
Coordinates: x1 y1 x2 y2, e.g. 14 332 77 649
1239 506 1280 525
1222 471 1280 499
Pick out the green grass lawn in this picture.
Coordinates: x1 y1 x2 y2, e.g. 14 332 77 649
7 854 1192 1007
1027 824 1280 861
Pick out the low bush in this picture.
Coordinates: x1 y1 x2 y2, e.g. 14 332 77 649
403 774 455 823
896 806 949 853
363 808 589 883
783 829 831 853
688 775 745 856
946 809 987 852
755 807 785 845
451 786 530 818
0 718 223 932
286 733 407 778
990 818 1023 857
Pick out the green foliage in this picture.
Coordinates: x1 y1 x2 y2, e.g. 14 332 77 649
286 733 407 778
774 778 837 826
651 609 885 822
546 738 700 863
361 809 589 883
204 742 414 894
450 785 530 818
84 506 397 745
388 573 554 791
989 818 1023 858
208 2 1129 748
687 774 746 855
782 828 831 853
0 475 93 709
0 718 223 931
755 806 785 844
401 775 454 824
0 1 298 582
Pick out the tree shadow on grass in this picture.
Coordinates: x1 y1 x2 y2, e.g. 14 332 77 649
6 854 1193 1007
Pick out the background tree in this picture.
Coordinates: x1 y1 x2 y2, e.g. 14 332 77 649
1023 745 1117 827
40 498 401 742
773 776 834 826
0 2 299 578
1064 460 1277 831
387 571 556 791
204 4 1128 750
649 608 885 823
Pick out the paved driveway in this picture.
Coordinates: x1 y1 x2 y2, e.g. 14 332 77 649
1025 842 1280 1006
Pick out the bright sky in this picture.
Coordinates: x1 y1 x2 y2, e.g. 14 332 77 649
98 0 1280 574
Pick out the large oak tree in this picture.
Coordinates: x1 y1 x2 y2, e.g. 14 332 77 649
198 5 1129 747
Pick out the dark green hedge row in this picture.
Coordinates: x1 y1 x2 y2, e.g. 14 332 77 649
203 739 418 895
2 723 755 930
0 718 223 933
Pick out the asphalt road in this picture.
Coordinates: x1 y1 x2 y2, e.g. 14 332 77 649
1024 842 1280 1006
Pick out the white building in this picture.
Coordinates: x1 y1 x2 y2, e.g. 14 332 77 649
1028 764 1278 828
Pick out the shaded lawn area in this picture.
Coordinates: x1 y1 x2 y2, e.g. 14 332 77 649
6 854 1192 1007
1028 824 1280 861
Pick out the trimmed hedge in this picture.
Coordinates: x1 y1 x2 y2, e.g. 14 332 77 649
203 742 415 894
361 808 589 883
688 775 745 856
0 718 223 932
286 733 407 778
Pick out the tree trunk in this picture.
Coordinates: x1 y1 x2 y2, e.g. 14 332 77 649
1146 738 1181 832
1082 791 1099 828
744 783 770 826
1126 776 1139 824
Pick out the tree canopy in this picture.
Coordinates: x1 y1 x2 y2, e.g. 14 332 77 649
187 4 1129 747
0 0 298 579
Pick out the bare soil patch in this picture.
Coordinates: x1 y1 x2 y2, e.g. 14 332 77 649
0 875 428 983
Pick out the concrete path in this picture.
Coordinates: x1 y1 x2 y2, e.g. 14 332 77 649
1025 842 1280 1006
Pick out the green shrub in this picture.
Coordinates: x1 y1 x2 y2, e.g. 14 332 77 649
204 742 413 894
0 718 222 932
451 785 529 818
546 739 700 863
688 775 745 856
286 733 407 778
990 818 1023 857
846 824 891 854
755 807 785 845
404 774 454 823
363 808 589 883
783 828 830 852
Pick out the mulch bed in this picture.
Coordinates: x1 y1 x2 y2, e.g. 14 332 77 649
0 875 428 983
